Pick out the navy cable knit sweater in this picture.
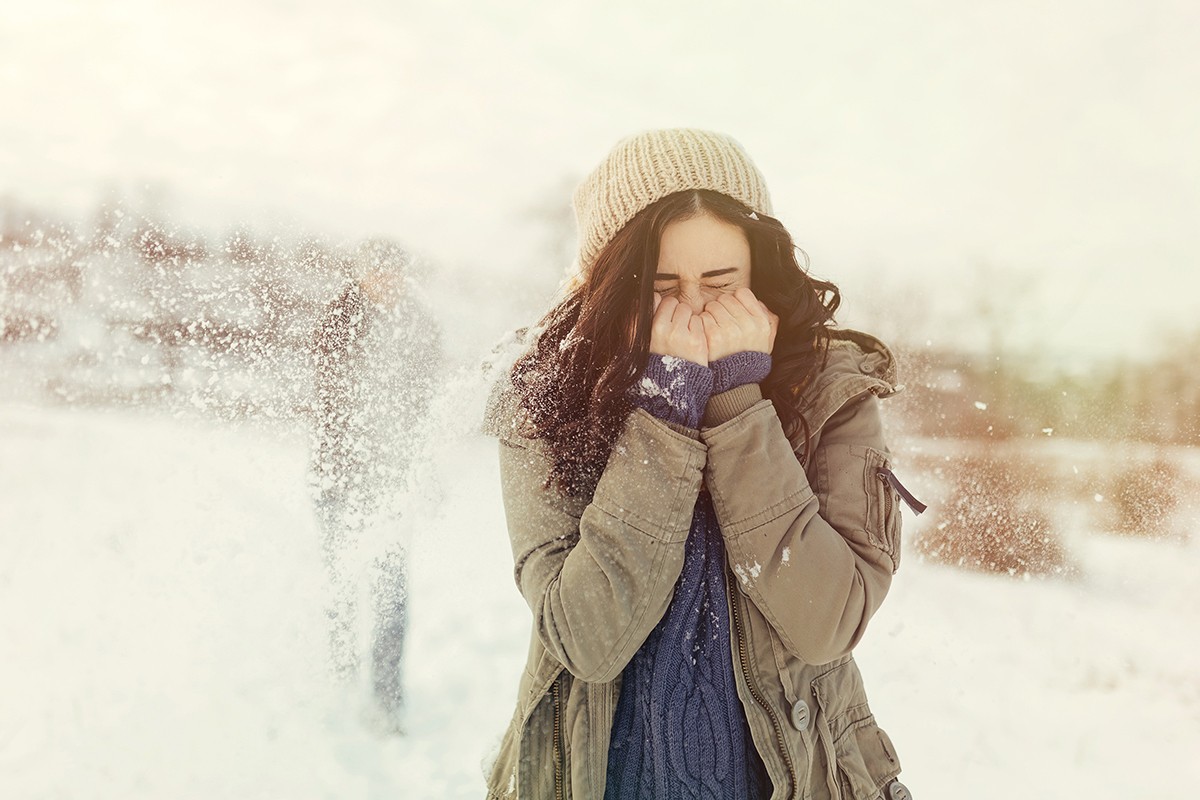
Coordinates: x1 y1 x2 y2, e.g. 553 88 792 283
605 351 773 800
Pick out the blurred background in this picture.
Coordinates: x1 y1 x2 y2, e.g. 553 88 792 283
2 1 1197 798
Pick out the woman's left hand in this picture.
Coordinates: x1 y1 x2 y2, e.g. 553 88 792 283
700 287 779 361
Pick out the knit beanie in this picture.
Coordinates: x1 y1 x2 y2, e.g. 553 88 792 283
567 128 773 288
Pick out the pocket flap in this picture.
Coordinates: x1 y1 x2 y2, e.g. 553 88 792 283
810 661 903 797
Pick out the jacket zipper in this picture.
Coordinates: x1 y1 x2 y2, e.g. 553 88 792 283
727 569 798 797
877 466 927 515
552 674 565 800
880 472 894 524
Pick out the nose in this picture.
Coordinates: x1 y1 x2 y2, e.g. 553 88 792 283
677 289 706 315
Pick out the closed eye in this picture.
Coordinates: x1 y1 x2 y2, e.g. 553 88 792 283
654 282 732 295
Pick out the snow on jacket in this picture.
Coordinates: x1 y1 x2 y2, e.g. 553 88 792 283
483 328 908 800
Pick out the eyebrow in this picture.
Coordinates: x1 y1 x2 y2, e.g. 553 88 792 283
654 267 739 280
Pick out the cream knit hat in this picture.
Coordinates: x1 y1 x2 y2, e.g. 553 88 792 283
567 128 773 288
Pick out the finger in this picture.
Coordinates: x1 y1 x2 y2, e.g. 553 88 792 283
705 299 737 326
762 304 779 351
715 290 750 320
758 300 779 325
650 296 677 346
654 294 678 322
734 287 765 318
739 298 770 336
670 299 694 326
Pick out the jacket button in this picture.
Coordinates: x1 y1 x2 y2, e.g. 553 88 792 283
790 700 810 731
885 780 912 800
860 360 877 374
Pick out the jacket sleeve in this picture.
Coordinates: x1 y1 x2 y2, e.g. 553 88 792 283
497 409 706 683
700 384 901 665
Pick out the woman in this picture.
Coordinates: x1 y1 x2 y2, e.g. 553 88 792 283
485 129 918 799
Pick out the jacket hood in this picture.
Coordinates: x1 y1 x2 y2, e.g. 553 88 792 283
824 328 901 392
790 329 901 449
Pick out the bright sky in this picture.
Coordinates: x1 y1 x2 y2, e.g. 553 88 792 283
2 0 1197 363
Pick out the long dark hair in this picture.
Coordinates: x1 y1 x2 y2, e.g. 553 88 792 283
511 190 840 495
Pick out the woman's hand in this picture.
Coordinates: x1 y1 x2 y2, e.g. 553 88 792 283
649 292 709 367
700 287 779 361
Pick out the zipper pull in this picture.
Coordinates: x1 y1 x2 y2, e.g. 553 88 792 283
878 467 927 515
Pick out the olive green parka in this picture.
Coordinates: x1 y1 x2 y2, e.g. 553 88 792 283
484 329 908 800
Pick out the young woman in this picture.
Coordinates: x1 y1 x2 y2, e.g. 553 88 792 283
485 129 918 800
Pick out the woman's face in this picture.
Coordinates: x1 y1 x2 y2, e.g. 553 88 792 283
653 212 751 314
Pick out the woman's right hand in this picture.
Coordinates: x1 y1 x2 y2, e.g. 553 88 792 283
649 292 709 367
700 287 778 361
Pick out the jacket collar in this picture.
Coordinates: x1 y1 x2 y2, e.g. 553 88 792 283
795 328 901 447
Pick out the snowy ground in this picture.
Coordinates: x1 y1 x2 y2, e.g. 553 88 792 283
1 400 1196 799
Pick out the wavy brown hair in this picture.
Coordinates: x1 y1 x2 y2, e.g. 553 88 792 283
510 189 841 495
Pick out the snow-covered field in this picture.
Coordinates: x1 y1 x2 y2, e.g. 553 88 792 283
1 397 1196 799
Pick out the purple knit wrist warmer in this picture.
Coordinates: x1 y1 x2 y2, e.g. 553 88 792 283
710 351 772 395
632 354 714 429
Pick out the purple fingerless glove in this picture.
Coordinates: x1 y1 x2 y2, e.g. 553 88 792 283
631 354 714 429
710 351 772 394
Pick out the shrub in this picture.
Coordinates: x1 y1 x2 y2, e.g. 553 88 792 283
916 454 1073 577
1109 456 1182 538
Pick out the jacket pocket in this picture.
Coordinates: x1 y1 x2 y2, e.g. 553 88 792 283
863 447 902 573
815 444 903 574
810 661 902 799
